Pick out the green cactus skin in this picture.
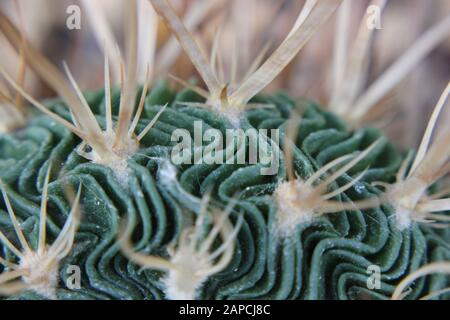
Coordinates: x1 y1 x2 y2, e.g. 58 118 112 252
0 81 449 300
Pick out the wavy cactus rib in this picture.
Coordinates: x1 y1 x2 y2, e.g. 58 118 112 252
0 0 449 301
0 82 448 300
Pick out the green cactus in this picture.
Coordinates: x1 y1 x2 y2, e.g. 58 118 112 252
0 82 448 299
0 0 449 300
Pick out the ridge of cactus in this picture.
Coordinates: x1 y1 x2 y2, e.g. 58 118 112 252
0 82 448 300
0 0 449 301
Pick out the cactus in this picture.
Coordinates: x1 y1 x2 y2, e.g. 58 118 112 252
0 0 449 300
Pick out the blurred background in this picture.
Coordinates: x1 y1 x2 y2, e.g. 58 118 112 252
0 0 449 148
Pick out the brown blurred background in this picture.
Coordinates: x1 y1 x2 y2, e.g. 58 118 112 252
0 0 449 148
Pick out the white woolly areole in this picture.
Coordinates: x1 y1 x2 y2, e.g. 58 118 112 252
386 177 428 231
78 131 138 184
158 159 178 183
207 97 242 128
274 181 316 235
163 248 211 300
19 249 59 299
